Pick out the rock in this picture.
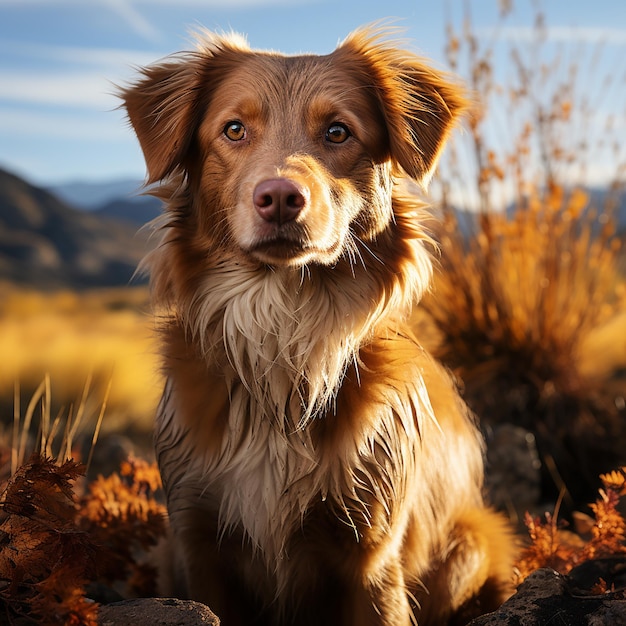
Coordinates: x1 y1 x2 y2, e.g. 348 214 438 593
98 598 220 626
469 558 626 625
483 423 542 526
97 558 626 625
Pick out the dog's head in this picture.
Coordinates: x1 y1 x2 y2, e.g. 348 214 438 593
122 27 466 268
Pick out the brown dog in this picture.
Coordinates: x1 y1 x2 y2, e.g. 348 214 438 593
122 26 515 625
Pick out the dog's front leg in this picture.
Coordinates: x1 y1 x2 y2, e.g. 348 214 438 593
343 560 414 626
171 508 251 626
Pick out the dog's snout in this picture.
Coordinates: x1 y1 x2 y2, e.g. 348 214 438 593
253 178 307 224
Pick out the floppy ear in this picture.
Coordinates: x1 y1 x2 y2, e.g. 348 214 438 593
339 28 469 185
386 64 468 185
120 33 250 184
120 57 203 184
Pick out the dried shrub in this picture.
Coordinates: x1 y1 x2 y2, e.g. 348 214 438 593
77 455 166 597
0 456 99 625
515 467 626 585
0 453 166 625
424 2 626 507
425 184 624 502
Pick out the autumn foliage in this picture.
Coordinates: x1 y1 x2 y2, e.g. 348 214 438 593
0 457 98 625
515 467 626 586
0 454 166 625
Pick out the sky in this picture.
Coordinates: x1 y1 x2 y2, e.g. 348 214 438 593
1 0 625 191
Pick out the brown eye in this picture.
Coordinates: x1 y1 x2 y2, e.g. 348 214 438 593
325 123 350 144
223 121 246 141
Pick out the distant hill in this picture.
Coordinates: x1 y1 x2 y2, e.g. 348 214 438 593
48 176 626 233
47 178 144 209
448 187 626 237
587 187 626 234
47 178 162 226
93 195 162 226
0 168 149 289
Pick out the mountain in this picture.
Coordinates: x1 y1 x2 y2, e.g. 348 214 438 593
587 187 626 233
94 195 162 225
47 178 162 226
4 166 623 290
47 178 144 210
501 187 626 229
0 168 149 289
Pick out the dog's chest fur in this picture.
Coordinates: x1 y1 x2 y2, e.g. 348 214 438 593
157 263 425 566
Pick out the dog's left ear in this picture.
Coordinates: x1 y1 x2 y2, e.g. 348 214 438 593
340 29 469 186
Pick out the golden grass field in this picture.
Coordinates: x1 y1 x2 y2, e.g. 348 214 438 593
0 284 161 447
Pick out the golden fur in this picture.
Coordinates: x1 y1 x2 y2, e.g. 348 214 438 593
122 26 515 625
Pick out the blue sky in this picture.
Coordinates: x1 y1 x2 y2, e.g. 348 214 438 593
1 0 625 189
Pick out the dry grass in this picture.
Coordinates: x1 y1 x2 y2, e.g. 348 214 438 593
0 285 161 443
580 310 626 381
425 185 624 404
420 3 626 509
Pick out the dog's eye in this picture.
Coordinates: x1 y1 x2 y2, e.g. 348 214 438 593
325 123 351 144
223 121 246 141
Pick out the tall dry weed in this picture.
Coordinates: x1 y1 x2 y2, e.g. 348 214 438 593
423 3 626 507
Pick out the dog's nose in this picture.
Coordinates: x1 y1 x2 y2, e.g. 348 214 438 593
253 178 307 224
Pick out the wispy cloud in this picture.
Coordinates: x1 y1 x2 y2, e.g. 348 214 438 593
0 40 164 69
103 0 162 43
0 41 165 110
1 0 321 45
484 26 626 46
0 0 318 7
0 107 129 142
0 71 119 110
132 0 320 4
0 0 162 43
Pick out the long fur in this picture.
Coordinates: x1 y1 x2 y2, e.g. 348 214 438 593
122 26 516 625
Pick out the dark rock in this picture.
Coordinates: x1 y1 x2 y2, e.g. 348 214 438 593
98 598 220 626
483 423 542 527
469 558 626 625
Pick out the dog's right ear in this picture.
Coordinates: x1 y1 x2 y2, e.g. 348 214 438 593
120 58 203 184
120 33 249 184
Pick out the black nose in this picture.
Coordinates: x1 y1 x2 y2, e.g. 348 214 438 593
253 178 307 224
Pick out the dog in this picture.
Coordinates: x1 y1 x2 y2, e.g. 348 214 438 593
121 26 515 625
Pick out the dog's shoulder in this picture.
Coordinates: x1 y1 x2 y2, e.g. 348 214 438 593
350 329 476 437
